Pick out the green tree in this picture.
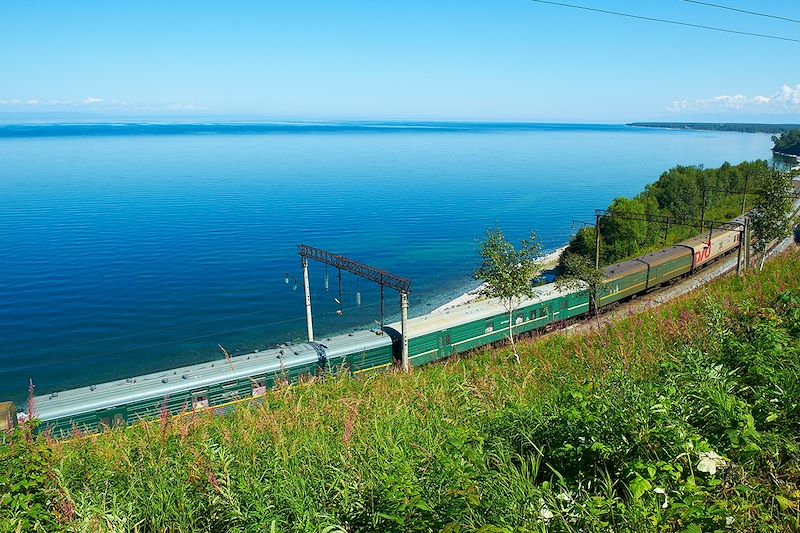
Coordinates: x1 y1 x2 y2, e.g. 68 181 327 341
555 253 606 316
772 130 800 157
602 197 649 263
561 226 600 266
651 166 701 219
474 227 541 364
637 193 662 245
750 169 795 271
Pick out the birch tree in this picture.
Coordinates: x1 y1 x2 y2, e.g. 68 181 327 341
750 169 794 271
474 227 541 364
555 252 605 317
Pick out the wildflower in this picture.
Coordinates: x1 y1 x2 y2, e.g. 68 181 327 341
697 450 726 475
654 487 668 509
557 490 574 503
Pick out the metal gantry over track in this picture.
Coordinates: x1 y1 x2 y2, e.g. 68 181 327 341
296 244 413 371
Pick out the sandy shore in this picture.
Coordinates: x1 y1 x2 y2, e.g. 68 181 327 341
431 245 568 314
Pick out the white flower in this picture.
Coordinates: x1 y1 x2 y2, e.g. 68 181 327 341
540 506 554 520
557 490 574 502
653 487 668 508
697 451 726 475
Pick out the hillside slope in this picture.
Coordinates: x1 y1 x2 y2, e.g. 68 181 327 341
4 248 800 532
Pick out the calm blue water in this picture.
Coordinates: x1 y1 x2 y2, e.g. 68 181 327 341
0 122 774 404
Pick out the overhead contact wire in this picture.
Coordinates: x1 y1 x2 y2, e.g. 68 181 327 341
682 0 800 25
526 0 800 43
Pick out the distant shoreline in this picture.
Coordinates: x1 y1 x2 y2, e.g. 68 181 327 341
628 122 800 134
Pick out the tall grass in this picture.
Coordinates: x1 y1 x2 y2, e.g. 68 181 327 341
4 249 800 532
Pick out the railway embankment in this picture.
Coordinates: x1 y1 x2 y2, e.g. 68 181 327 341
4 247 800 531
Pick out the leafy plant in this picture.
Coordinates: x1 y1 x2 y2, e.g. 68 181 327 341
474 226 542 363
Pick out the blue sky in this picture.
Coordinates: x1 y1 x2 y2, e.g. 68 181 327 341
1 0 798 122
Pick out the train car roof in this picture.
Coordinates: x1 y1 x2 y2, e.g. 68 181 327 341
34 328 392 421
680 226 740 252
387 282 575 339
319 327 392 358
604 258 647 282
639 245 693 268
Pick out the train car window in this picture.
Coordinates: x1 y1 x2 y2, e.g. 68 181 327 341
252 378 267 397
438 337 443 347
192 392 209 410
445 335 451 345
113 414 124 427
484 320 494 334
541 306 549 317
530 310 536 320
99 417 110 430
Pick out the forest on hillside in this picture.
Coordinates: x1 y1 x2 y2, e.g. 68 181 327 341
563 160 770 266
772 129 800 157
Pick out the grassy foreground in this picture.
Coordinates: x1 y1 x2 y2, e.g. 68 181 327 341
4 251 800 532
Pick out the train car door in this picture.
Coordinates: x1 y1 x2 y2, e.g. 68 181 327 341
437 332 453 360
98 406 128 431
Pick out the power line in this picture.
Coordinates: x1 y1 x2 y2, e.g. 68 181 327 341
526 0 800 43
682 0 800 25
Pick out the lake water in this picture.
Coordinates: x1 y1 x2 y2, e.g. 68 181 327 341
0 122 774 403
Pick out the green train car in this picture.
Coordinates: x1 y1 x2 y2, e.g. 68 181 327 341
386 283 589 367
34 330 393 438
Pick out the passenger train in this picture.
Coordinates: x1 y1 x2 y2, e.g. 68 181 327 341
5 216 755 437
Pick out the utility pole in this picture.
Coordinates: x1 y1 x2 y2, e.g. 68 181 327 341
301 257 314 342
700 187 707 233
594 213 601 270
400 292 409 371
741 172 749 216
736 223 744 275
379 284 385 333
744 216 751 273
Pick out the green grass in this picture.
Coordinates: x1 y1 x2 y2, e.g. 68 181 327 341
4 250 800 532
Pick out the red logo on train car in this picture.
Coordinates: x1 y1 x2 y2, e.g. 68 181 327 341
694 243 712 265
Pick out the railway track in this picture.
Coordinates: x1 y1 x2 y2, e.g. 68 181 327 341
564 210 800 336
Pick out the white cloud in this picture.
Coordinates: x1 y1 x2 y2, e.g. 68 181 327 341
0 98 72 106
0 96 206 113
669 83 800 114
